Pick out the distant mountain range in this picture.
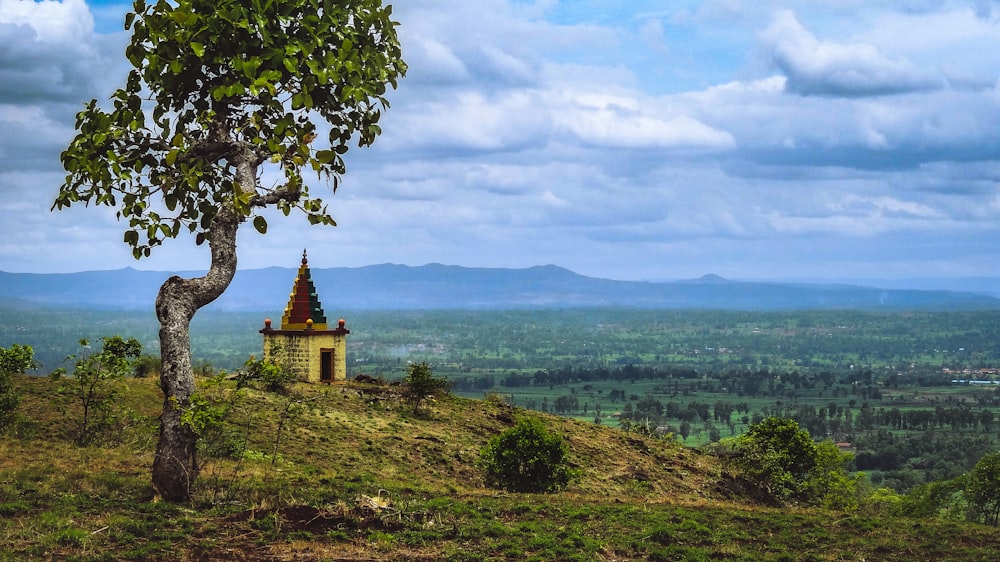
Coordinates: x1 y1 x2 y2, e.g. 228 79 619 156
0 264 997 312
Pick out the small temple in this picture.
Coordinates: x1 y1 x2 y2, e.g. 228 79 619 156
260 250 349 383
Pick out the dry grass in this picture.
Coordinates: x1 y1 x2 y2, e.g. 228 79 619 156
3 375 1000 561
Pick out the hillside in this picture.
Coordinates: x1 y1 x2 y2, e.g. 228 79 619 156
1 264 998 311
3 376 1000 560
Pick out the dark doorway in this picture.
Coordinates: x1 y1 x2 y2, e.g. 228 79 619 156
321 349 334 383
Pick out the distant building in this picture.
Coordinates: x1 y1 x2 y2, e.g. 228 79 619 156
260 250 349 383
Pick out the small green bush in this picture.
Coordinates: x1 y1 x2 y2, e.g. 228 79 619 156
965 450 1000 526
0 344 35 433
236 355 296 393
402 362 451 414
478 417 577 493
727 417 816 502
59 336 141 445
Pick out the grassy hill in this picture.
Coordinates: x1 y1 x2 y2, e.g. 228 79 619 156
2 375 1000 561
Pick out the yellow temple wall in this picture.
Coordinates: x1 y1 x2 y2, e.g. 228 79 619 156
262 331 348 383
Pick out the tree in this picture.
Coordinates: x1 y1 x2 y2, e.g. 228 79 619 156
803 440 864 511
401 362 450 414
730 417 818 502
60 337 142 445
554 394 578 415
479 417 577 493
679 420 691 441
966 451 1000 526
0 344 35 433
54 0 405 501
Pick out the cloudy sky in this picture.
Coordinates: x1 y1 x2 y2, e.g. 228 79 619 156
1 0 999 284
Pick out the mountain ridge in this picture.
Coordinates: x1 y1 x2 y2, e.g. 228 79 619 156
0 263 997 312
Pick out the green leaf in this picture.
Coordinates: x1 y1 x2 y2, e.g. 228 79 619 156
190 42 205 57
315 149 335 164
253 216 268 234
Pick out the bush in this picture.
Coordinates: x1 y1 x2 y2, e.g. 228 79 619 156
729 417 817 502
728 417 865 508
0 344 35 433
402 362 450 413
966 451 1000 526
236 354 296 393
59 337 141 445
132 354 161 378
479 417 577 493
863 487 904 517
803 440 865 511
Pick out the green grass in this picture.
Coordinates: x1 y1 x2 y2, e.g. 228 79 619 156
3 375 1000 560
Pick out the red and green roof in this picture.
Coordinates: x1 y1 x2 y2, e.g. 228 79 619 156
280 249 328 330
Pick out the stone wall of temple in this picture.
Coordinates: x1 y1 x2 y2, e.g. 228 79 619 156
262 331 347 383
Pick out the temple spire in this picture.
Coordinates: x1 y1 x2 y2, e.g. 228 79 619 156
280 248 328 330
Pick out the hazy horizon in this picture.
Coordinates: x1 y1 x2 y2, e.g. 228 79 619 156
2 261 998 297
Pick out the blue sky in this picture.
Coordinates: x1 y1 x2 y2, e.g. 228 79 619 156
1 0 999 284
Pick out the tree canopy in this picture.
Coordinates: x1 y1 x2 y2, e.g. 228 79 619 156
55 0 406 257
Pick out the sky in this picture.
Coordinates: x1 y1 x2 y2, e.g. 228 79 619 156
1 0 1000 283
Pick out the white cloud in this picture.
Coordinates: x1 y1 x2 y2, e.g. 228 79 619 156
556 106 736 150
761 9 941 97
0 0 124 105
405 36 470 84
0 0 93 40
381 90 554 152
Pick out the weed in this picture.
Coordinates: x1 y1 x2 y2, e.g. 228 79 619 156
52 526 89 547
0 500 31 517
368 529 398 551
326 528 351 541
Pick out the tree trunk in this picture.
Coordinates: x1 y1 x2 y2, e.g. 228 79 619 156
151 207 241 502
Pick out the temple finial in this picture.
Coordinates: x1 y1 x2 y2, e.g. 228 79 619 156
302 248 308 265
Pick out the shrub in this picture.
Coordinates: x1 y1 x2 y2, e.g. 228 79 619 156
402 362 451 413
863 487 904 517
727 417 865 507
729 417 817 501
965 451 1000 526
59 337 141 445
803 440 865 511
0 344 35 433
236 354 296 393
479 417 577 493
132 354 161 378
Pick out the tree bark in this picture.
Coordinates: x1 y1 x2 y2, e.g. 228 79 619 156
151 206 241 502
149 113 281 501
